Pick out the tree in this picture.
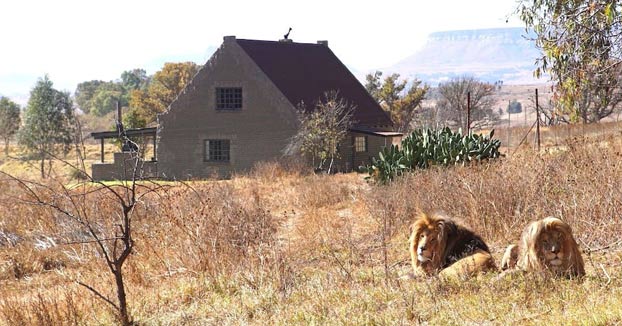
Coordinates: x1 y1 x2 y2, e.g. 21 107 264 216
90 82 126 117
121 68 148 92
517 0 622 123
0 137 157 325
436 77 497 130
129 62 199 124
0 97 21 156
287 91 355 173
74 80 104 114
365 71 428 132
19 75 76 178
507 99 522 114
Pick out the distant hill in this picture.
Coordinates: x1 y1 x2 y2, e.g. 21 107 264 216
383 27 546 85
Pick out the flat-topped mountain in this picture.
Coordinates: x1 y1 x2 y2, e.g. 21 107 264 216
384 27 545 85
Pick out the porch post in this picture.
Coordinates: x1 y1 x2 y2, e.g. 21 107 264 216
100 138 105 162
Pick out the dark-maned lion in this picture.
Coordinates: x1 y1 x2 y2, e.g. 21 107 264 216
501 217 585 278
409 212 496 279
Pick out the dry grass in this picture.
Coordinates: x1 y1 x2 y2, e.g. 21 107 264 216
1 123 622 325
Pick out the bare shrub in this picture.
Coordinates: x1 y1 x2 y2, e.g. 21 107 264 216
152 182 282 276
0 290 84 326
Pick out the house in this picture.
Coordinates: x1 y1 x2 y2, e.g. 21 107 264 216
92 36 401 180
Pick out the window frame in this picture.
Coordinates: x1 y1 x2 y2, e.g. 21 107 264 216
354 136 368 153
204 139 231 162
215 87 243 111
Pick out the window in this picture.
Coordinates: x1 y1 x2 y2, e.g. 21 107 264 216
205 139 230 162
354 136 367 152
216 87 242 110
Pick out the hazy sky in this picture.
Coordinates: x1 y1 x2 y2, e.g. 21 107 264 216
0 0 523 104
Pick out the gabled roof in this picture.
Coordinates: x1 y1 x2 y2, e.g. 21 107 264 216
235 38 393 129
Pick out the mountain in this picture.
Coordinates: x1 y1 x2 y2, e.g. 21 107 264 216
383 27 545 85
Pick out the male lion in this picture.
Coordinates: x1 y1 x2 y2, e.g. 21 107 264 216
501 217 585 277
409 212 496 278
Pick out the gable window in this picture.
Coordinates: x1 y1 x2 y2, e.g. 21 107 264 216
204 139 230 162
216 87 242 110
354 136 367 152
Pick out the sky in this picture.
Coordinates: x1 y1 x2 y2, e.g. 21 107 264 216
0 0 523 105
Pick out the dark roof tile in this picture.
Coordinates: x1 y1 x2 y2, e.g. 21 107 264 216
236 39 393 129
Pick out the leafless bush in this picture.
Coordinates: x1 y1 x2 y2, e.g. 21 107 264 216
152 182 282 276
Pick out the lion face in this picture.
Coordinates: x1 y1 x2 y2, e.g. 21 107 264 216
415 229 440 263
537 229 566 270
410 214 447 275
517 217 585 277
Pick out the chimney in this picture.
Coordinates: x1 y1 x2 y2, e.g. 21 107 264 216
279 38 293 43
317 40 328 47
223 35 236 42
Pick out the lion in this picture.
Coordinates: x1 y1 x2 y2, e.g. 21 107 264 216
409 212 496 279
500 217 585 278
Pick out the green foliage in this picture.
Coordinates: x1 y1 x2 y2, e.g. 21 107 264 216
0 96 21 155
365 71 428 132
121 69 149 91
123 108 147 129
364 127 501 183
75 69 148 117
507 100 522 114
74 80 104 114
19 75 76 178
90 82 126 117
517 0 622 123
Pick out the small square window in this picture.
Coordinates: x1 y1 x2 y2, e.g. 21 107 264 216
205 139 230 162
355 136 367 152
216 87 242 110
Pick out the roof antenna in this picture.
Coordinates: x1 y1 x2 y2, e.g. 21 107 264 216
284 27 292 40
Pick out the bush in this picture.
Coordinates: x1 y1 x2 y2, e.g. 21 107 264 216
507 100 522 114
363 127 502 183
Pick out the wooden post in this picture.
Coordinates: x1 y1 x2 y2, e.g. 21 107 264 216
100 138 105 162
535 88 541 151
152 135 157 161
466 92 471 134
507 100 511 147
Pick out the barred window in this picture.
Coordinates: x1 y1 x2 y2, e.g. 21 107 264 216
205 139 230 162
216 87 242 110
354 136 367 152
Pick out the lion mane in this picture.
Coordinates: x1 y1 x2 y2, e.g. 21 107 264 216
501 217 585 277
409 212 496 278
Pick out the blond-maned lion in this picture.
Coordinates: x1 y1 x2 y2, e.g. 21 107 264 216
501 217 585 278
409 212 496 279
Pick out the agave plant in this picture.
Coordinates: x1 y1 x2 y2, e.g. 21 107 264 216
363 127 502 183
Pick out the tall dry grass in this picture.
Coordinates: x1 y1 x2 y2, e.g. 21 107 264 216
0 126 621 324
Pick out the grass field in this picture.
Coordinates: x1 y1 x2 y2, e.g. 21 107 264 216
0 123 621 325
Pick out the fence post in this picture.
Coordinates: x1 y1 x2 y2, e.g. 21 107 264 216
535 88 541 151
507 100 511 147
466 92 471 134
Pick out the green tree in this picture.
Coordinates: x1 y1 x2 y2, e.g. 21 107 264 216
436 77 497 130
19 75 76 178
90 82 126 117
0 97 21 155
517 0 622 123
129 62 199 124
365 71 428 132
507 99 522 114
121 68 149 92
287 91 355 173
74 80 104 114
